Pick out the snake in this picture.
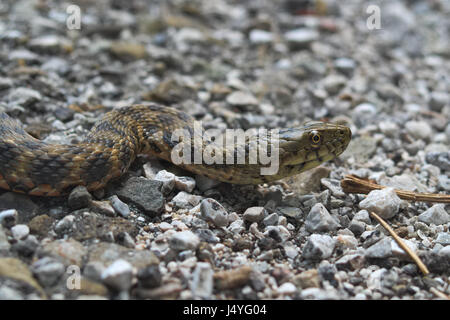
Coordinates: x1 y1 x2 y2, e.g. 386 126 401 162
0 103 351 196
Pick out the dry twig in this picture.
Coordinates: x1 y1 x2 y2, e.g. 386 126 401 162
341 175 450 203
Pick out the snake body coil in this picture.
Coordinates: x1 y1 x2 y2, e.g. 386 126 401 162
0 104 351 196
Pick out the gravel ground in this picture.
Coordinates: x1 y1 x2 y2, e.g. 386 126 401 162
0 0 449 300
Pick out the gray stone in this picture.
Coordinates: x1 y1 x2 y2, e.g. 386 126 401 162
169 231 200 251
54 215 75 234
305 203 340 232
171 191 202 209
137 265 162 289
276 207 302 219
31 257 65 287
200 198 229 227
174 176 196 193
405 121 433 141
365 237 392 258
68 186 92 210
249 29 273 43
349 219 366 236
154 170 176 194
0 209 18 228
284 28 319 48
425 152 450 171
322 74 347 95
8 87 42 107
435 232 450 245
353 210 371 224
226 91 258 106
263 213 279 227
243 207 266 223
359 187 404 219
101 259 134 291
418 204 450 225
11 224 29 240
334 58 356 75
116 177 164 216
191 262 214 299
429 91 448 112
302 234 335 260
109 195 130 218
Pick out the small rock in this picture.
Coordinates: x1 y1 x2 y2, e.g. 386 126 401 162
429 91 448 112
435 232 450 245
249 29 273 43
191 262 214 299
68 186 92 210
31 257 65 287
169 231 200 251
263 212 279 227
323 74 347 95
101 259 134 291
109 195 130 218
116 177 164 216
349 219 366 236
359 187 404 219
277 282 297 295
334 58 356 75
365 237 392 258
292 269 320 289
11 224 29 240
200 198 229 227
353 210 371 224
0 209 18 228
154 170 176 194
243 207 266 223
425 152 450 171
284 28 318 49
405 121 433 141
335 253 365 271
116 232 136 249
305 203 340 232
54 215 75 234
90 200 116 217
226 91 258 107
174 176 196 192
276 207 302 219
137 265 162 289
418 204 450 225
171 191 202 209
302 234 335 260
8 87 42 107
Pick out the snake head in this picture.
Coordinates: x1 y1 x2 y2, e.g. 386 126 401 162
278 121 352 167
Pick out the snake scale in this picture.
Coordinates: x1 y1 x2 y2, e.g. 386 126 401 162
0 103 351 196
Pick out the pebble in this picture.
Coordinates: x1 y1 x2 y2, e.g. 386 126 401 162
292 269 320 289
276 207 302 219
137 265 162 289
305 203 340 232
68 186 92 210
109 195 130 218
31 257 65 287
249 29 273 44
425 152 450 171
359 188 404 219
405 121 433 141
169 231 200 251
262 212 279 227
171 191 202 209
429 91 448 112
284 28 319 49
365 237 392 258
10 224 29 240
54 215 75 234
200 198 229 227
435 232 450 245
8 87 42 107
191 262 214 299
116 177 164 216
101 259 134 292
277 282 297 295
322 74 347 95
0 209 18 228
334 58 356 75
418 204 450 225
243 207 267 223
154 170 176 194
226 91 258 107
302 234 336 260
174 176 196 193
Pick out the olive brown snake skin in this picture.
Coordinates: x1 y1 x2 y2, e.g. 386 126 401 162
0 104 351 196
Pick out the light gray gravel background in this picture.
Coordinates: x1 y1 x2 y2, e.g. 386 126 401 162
0 0 449 300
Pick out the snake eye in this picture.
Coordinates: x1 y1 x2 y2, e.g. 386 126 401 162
310 131 321 145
